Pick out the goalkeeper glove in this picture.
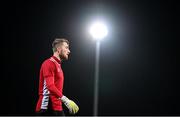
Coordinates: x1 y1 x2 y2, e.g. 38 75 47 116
60 96 79 114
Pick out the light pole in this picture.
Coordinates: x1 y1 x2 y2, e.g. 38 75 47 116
89 21 108 116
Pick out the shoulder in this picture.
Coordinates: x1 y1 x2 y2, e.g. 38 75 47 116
42 58 55 68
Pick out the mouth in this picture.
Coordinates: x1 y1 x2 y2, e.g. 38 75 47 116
66 53 69 58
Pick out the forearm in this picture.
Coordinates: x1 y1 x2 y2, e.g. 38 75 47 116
47 84 63 98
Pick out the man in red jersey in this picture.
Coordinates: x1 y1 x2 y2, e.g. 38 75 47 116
36 38 79 116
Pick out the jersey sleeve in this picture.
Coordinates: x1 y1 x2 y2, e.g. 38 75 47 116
42 61 63 98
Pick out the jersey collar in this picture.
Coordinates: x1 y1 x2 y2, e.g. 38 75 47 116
52 56 61 64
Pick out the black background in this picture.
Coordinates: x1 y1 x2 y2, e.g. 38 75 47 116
1 0 178 116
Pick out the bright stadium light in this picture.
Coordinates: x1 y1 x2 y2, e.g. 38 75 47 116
89 20 108 116
89 21 108 41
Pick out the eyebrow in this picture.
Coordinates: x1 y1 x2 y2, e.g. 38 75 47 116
66 45 69 48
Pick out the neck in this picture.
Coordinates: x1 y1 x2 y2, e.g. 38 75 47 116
53 52 61 61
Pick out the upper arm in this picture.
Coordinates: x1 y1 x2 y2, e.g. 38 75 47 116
42 61 55 85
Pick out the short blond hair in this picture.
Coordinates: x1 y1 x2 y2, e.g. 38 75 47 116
52 38 69 52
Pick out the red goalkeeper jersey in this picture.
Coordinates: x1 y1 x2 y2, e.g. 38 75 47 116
36 56 64 111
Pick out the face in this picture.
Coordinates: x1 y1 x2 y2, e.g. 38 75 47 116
57 42 70 60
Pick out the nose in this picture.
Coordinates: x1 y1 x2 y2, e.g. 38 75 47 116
68 49 70 54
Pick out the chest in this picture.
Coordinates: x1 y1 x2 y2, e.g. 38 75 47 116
53 63 64 81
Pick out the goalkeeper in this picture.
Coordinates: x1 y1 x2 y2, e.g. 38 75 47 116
36 38 79 116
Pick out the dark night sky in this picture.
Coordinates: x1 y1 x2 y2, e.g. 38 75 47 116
1 0 178 116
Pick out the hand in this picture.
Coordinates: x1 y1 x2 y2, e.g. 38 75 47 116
61 96 79 114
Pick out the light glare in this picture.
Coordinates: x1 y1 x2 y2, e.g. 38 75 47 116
89 21 108 40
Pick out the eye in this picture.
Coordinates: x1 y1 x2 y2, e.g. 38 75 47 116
66 46 69 49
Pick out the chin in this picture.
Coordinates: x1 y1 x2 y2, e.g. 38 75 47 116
63 56 68 60
59 55 68 60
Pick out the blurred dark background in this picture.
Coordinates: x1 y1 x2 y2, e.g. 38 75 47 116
1 0 178 116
